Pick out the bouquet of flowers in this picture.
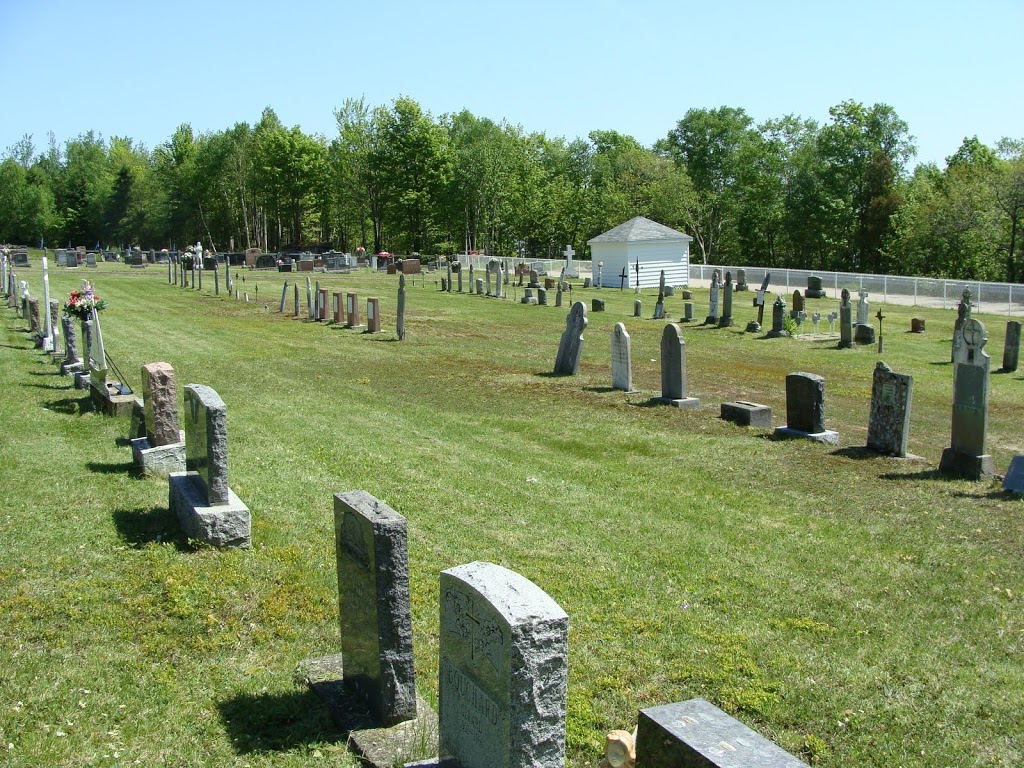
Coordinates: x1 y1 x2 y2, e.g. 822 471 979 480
63 286 108 320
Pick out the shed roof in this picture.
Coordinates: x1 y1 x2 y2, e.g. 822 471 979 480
588 216 691 244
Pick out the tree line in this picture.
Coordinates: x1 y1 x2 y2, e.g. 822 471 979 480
1 96 1021 282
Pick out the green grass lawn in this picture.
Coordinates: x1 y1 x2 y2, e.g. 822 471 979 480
1 259 1022 767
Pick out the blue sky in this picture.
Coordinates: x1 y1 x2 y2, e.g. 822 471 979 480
1 0 1020 169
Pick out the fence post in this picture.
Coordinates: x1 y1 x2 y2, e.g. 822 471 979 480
834 272 838 298
884 275 888 303
943 280 947 310
977 281 983 312
785 269 790 294
914 278 917 306
1010 284 1013 316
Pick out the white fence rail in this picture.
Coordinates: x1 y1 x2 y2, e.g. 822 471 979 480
690 265 1024 317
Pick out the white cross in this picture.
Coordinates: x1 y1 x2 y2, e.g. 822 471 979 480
563 245 574 260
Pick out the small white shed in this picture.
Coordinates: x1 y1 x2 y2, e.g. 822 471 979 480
588 216 692 289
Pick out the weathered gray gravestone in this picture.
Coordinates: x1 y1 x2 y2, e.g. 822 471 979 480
294 283 300 317
940 317 994 480
806 274 826 299
131 362 186 476
838 288 854 349
397 274 407 341
653 323 699 409
774 372 839 444
279 281 289 313
468 264 475 294
654 270 666 319
168 384 251 547
735 268 748 291
718 271 734 327
537 287 547 305
766 296 789 338
866 361 913 457
1002 320 1021 372
436 562 568 768
60 315 83 375
633 299 642 318
790 289 804 319
705 269 720 325
1002 456 1024 494
334 491 417 725
610 323 634 392
553 302 588 375
637 698 809 768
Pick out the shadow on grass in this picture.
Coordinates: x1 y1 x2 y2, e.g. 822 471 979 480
950 488 1021 501
994 367 1018 375
112 506 189 549
87 460 139 477
583 386 623 394
832 446 881 460
23 382 71 391
0 343 31 350
534 371 567 378
878 468 949 481
43 395 90 415
366 335 398 342
27 369 59 377
929 360 953 366
218 688 338 754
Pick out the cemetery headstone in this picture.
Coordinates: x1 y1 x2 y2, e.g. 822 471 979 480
293 284 300 317
528 269 540 288
636 698 810 768
168 384 251 547
455 262 463 292
789 289 805 319
718 271 734 327
856 289 870 325
735 268 748 291
346 293 365 330
683 301 694 323
537 287 547 306
468 264 475 294
307 277 314 319
1002 320 1021 372
939 317 994 480
131 362 186 476
366 297 381 333
279 282 289 313
806 275 826 299
60 315 83 376
333 292 344 324
911 317 926 333
952 289 972 363
476 278 484 296
592 298 605 312
318 288 330 321
553 302 588 375
554 284 563 307
610 323 634 392
521 287 538 305
774 372 839 444
720 401 772 429
446 261 452 293
28 297 40 336
866 361 914 457
838 289 853 349
334 491 417 725
397 274 407 341
437 562 568 768
705 269 720 325
633 300 642 318
1002 456 1024 494
583 277 593 289
766 296 789 338
563 244 578 278
652 323 699 409
654 270 666 319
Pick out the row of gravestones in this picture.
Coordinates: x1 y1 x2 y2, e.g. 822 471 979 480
311 489 814 767
553 299 1022 485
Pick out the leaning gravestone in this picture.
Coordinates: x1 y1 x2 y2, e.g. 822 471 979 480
774 372 839 444
435 562 568 768
789 289 804 320
866 361 914 457
610 323 634 392
130 362 186 477
553 302 588 376
168 384 251 547
637 698 809 768
654 270 666 319
652 324 699 409
1002 320 1021 372
939 317 994 480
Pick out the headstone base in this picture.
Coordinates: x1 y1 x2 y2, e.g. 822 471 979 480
773 426 839 445
347 324 367 331
61 359 85 376
745 321 761 333
704 315 719 326
766 329 790 338
718 316 734 328
520 296 538 305
637 698 810 768
805 289 827 299
90 381 136 416
721 401 772 428
74 372 90 389
131 436 186 477
299 655 438 768
854 324 876 344
652 396 700 410
939 448 994 481
168 471 251 548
